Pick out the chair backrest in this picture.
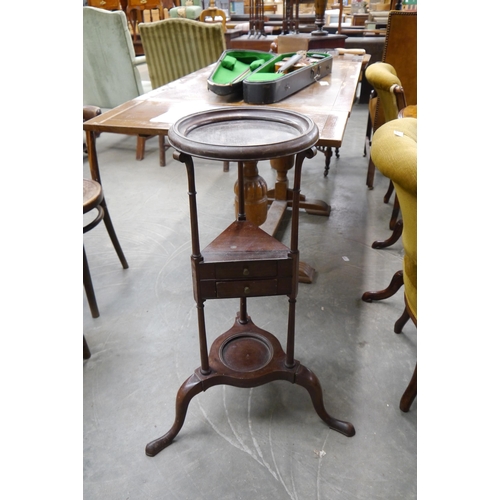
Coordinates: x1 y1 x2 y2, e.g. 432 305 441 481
371 10 417 130
371 117 417 319
83 6 144 109
382 10 417 107
365 62 406 124
200 8 227 32
139 18 226 89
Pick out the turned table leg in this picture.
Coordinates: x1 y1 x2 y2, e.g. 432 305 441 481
236 156 326 284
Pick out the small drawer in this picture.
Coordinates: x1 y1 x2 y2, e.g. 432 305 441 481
214 261 277 280
216 279 278 298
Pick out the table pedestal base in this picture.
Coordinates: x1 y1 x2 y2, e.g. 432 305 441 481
145 314 355 457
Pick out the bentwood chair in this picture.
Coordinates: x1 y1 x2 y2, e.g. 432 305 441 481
139 18 227 169
83 6 167 166
83 106 129 355
363 117 417 412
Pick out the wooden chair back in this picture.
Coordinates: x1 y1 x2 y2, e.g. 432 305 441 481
373 10 417 130
200 8 227 31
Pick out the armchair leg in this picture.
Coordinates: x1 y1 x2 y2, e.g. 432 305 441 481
366 156 376 189
371 219 403 249
384 180 394 204
364 118 372 158
362 270 403 302
394 306 410 333
389 195 400 230
400 364 417 412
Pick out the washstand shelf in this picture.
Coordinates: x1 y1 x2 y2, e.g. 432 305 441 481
146 107 355 457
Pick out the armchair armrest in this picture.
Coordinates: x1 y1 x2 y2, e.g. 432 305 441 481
133 55 147 66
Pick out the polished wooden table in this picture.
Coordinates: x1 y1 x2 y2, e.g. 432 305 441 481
84 54 365 281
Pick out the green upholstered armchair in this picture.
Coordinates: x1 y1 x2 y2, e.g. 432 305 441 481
83 7 168 165
370 117 417 412
139 17 225 88
169 0 203 20
139 17 226 169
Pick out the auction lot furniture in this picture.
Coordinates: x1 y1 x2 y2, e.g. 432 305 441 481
83 6 166 165
139 18 226 166
363 117 417 412
83 105 129 357
144 107 355 456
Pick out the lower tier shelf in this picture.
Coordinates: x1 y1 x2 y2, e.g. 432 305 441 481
145 314 355 457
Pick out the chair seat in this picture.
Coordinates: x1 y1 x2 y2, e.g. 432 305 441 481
83 178 103 214
83 179 105 234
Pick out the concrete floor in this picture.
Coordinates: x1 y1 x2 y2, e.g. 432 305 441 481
83 100 417 499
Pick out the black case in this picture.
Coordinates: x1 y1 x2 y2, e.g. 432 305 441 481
207 50 275 98
207 49 333 105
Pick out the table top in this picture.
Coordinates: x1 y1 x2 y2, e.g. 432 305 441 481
83 54 365 149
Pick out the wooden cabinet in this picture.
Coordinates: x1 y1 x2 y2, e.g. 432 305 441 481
87 0 122 9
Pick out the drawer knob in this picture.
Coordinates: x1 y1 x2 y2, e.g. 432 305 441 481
244 286 251 294
242 267 250 276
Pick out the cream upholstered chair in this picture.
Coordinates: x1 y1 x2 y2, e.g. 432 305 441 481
365 117 417 412
83 6 168 166
139 18 228 169
169 0 203 19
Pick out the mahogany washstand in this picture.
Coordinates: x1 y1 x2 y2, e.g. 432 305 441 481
145 107 355 457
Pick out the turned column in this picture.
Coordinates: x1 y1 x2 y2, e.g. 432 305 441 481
234 161 268 226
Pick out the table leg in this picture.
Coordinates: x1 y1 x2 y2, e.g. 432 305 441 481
236 156 327 284
268 156 331 217
233 161 269 226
